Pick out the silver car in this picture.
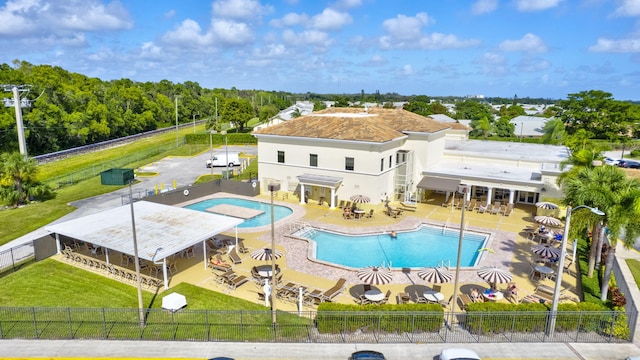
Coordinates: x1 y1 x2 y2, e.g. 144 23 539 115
439 348 481 360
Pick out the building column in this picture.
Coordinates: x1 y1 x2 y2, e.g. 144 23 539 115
55 233 61 254
466 188 472 201
330 187 336 209
299 184 306 204
508 189 515 204
485 187 493 206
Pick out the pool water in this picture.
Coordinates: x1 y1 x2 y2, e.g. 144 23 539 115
299 225 488 269
185 198 293 228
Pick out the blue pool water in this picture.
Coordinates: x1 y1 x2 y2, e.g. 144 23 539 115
300 225 488 269
185 198 293 228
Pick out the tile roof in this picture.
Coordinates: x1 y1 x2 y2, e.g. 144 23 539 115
253 107 453 143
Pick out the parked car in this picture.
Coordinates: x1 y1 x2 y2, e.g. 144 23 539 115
617 159 640 169
604 157 620 166
439 348 482 360
349 350 386 360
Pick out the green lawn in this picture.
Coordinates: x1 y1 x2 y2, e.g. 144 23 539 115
0 258 267 310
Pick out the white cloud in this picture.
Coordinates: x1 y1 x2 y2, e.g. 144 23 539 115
362 54 387 66
474 52 508 75
382 13 434 40
471 0 498 15
514 0 563 11
139 42 163 60
402 64 415 76
162 19 212 46
588 37 640 52
0 0 132 36
164 10 176 19
516 57 551 72
499 33 547 53
309 8 352 31
270 12 309 28
611 0 640 17
212 0 273 20
211 19 254 45
282 29 333 48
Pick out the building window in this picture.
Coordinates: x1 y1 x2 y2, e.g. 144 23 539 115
380 158 384 172
277 151 285 163
388 155 392 168
310 154 318 167
345 157 354 171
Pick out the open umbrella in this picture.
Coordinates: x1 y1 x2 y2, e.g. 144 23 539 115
534 215 563 227
530 244 561 259
535 201 559 210
417 267 453 284
477 267 513 289
357 266 393 285
161 292 187 312
250 248 283 261
350 194 371 204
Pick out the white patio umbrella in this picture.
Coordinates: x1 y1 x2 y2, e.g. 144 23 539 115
535 201 559 210
417 267 453 284
531 244 561 259
250 248 283 261
534 215 563 227
477 267 513 290
357 266 393 285
161 292 187 312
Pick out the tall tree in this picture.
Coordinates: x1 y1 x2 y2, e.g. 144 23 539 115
541 118 566 145
0 152 52 207
220 98 254 132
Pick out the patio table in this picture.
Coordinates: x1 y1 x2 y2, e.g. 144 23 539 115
364 289 384 302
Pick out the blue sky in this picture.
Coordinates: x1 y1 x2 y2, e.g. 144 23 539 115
1 0 640 100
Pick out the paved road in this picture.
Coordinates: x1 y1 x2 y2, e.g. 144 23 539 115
0 339 638 359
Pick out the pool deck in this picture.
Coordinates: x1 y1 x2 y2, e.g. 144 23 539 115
59 191 579 312
167 191 578 311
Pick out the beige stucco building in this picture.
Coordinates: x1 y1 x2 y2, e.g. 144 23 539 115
252 107 567 209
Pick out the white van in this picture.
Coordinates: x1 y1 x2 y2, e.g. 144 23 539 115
206 153 240 168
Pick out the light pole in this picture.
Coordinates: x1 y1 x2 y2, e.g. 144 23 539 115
175 96 180 147
450 184 467 324
222 130 228 180
192 112 199 134
547 205 604 337
209 130 215 178
128 181 145 328
268 183 281 327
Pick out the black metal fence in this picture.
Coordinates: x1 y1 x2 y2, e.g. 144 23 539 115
0 308 631 343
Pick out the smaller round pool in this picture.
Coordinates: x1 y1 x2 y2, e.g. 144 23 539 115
185 198 293 228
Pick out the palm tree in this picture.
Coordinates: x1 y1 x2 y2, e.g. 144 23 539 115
560 165 638 279
0 152 52 207
541 118 565 145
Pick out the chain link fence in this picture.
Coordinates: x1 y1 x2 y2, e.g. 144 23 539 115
0 308 631 343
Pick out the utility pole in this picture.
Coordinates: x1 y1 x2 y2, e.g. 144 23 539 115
175 96 180 147
2 84 31 159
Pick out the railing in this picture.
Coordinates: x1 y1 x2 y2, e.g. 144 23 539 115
0 308 630 343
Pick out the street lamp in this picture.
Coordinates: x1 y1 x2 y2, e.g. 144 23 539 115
268 183 281 327
175 96 180 147
209 130 215 178
450 184 468 323
222 130 228 180
547 205 604 337
128 181 145 328
192 112 199 134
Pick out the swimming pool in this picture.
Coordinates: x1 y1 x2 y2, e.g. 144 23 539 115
298 225 488 269
185 198 293 228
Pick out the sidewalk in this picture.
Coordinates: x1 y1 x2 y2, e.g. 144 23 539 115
0 339 638 359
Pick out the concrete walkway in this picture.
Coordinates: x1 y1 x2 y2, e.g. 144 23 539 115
0 339 638 359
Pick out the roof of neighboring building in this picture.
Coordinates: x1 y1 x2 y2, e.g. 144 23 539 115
429 114 457 123
253 107 452 143
445 139 568 163
510 115 550 137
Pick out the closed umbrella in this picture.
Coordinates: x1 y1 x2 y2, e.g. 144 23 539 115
535 202 559 210
531 244 561 259
357 266 393 285
250 248 283 261
477 267 513 290
534 215 563 227
417 267 453 284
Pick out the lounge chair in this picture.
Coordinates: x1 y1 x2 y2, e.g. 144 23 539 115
228 247 242 264
457 294 473 310
320 278 347 302
397 292 410 304
209 256 233 272
501 203 514 216
466 199 477 211
490 202 501 215
441 196 454 207
477 204 490 213
338 200 345 209
238 240 250 254
400 201 417 211
227 275 249 289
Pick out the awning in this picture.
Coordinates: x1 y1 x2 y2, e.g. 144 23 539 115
296 173 343 188
417 176 460 192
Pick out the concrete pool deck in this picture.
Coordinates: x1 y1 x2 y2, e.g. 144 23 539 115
141 191 579 312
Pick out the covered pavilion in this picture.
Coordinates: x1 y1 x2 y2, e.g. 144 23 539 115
45 201 243 289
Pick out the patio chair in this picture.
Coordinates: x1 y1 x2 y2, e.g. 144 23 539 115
227 275 249 290
441 196 454 207
414 291 428 304
466 199 477 211
490 203 501 215
320 278 347 302
304 289 324 306
502 203 514 216
238 240 250 254
457 294 473 310
379 290 392 304
338 200 345 209
365 209 374 218
228 247 242 264
439 295 453 308
477 204 489 213
357 294 371 305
